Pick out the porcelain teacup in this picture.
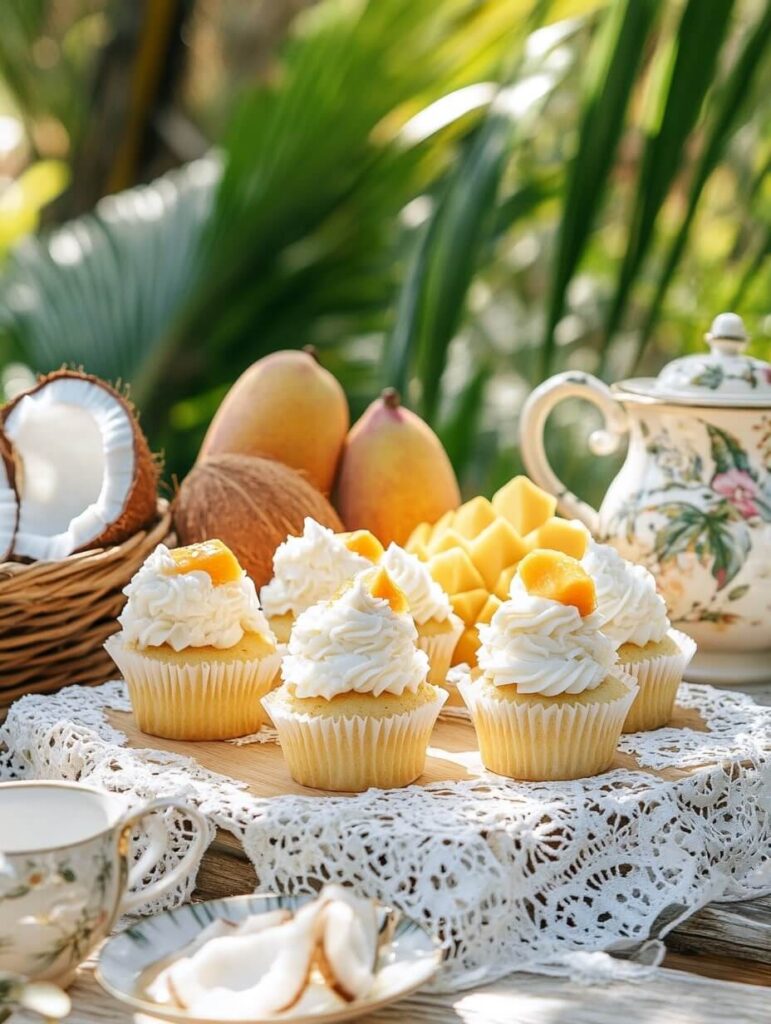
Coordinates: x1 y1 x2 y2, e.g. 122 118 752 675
0 780 208 985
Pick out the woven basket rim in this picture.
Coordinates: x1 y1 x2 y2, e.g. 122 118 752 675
0 498 171 588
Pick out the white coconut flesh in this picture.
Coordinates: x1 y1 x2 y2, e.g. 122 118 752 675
4 376 139 560
0 445 17 561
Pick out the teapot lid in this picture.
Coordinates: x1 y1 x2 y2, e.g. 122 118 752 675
617 313 771 407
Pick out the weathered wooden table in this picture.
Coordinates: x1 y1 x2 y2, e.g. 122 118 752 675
10 681 771 1024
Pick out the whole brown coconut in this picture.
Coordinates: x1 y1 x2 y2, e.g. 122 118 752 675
174 454 343 588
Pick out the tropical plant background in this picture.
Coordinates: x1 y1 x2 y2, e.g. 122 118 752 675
0 0 769 507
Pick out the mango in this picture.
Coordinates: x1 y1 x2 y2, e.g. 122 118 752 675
494 564 518 601
428 509 456 539
341 529 384 562
525 517 589 560
368 567 410 614
492 476 556 537
428 548 485 594
168 539 241 585
428 528 471 556
453 496 497 539
334 389 460 546
406 522 432 550
476 594 502 624
518 550 596 616
468 518 529 590
451 625 481 667
200 348 349 495
450 587 489 626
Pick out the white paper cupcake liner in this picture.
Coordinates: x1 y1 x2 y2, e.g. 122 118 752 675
263 686 447 792
455 668 638 781
104 634 282 741
417 613 464 686
620 628 697 733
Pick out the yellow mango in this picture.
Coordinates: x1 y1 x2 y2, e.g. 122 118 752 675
450 588 489 626
451 625 481 667
368 567 410 614
341 529 384 562
429 509 456 539
476 593 502 625
468 518 530 591
525 517 589 560
452 496 497 539
492 476 556 536
407 540 429 561
168 539 242 585
518 549 595 616
406 521 432 550
428 548 485 594
427 528 472 556
494 564 518 600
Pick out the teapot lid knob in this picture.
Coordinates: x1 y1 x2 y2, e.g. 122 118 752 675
706 312 748 355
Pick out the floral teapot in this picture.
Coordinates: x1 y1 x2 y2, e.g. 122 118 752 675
520 313 771 685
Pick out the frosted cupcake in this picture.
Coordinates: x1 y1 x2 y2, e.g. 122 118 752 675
105 540 281 740
263 568 447 792
380 543 463 689
452 550 637 781
581 540 695 732
260 518 382 642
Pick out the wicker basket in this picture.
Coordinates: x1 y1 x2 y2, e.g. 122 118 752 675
0 501 172 714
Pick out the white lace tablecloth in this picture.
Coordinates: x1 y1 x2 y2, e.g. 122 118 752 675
1 681 770 992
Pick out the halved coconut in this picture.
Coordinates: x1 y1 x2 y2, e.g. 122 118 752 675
0 430 19 561
2 370 158 561
315 888 379 1002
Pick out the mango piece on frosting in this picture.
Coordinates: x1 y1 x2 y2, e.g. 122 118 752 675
368 567 410 614
468 518 529 590
492 476 556 537
341 529 384 562
428 548 485 594
167 539 242 585
450 587 489 626
525 517 588 560
518 549 596 616
476 594 502 625
494 564 518 600
452 496 497 539
451 625 481 667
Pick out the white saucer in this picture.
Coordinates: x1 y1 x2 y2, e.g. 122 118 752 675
684 648 771 686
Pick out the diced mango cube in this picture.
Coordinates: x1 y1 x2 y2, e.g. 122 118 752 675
406 522 432 550
427 528 471 556
341 529 384 562
407 540 429 561
168 539 242 585
453 496 497 539
476 594 502 625
525 517 589 560
450 588 489 626
492 476 556 536
368 567 410 614
468 518 530 591
518 550 596 616
494 564 518 600
428 548 485 594
451 626 481 667
429 509 456 539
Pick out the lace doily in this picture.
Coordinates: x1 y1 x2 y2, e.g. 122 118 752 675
1 681 770 992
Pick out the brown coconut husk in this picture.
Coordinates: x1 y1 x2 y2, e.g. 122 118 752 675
1 369 159 555
0 430 19 561
173 453 343 588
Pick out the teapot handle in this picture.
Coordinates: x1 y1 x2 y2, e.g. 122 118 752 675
519 371 629 534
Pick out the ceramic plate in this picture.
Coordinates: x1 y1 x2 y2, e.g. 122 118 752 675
96 893 442 1024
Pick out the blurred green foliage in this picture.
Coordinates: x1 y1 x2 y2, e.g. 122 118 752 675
0 0 769 512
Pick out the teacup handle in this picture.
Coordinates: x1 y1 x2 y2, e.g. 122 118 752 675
519 371 629 533
118 798 209 915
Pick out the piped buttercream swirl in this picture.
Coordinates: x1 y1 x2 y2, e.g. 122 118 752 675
119 544 272 651
581 540 670 648
281 575 429 699
380 544 452 624
477 577 616 696
260 518 373 618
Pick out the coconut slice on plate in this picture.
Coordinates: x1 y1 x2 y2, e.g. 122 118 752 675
0 432 19 561
316 888 379 1002
2 370 158 561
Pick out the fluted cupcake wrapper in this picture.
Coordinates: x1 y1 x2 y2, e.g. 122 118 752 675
262 687 448 792
620 628 697 733
104 634 282 741
456 669 638 781
417 614 465 687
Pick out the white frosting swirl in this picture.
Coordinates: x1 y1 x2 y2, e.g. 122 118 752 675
281 575 429 699
260 518 373 617
380 544 452 624
581 540 670 648
477 578 616 696
119 544 273 651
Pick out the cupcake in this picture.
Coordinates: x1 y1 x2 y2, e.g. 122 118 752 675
380 543 463 690
581 540 695 732
260 518 382 642
105 539 281 740
263 568 446 792
452 550 637 781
